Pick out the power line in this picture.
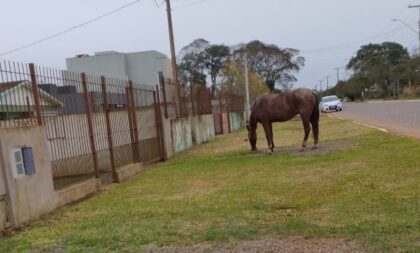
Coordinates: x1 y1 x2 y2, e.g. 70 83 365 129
173 0 211 10
0 0 142 57
302 25 406 54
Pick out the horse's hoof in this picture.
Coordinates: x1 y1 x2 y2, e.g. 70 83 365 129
267 150 273 155
299 148 305 152
252 148 258 152
311 145 318 150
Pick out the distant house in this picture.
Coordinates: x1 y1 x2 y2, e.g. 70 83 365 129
66 50 173 88
0 81 63 121
38 83 129 114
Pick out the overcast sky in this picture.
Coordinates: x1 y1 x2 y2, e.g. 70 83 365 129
1 0 419 89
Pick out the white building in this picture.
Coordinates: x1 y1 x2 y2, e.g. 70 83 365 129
66 50 173 87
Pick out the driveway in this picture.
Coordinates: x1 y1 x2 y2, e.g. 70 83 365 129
335 100 420 139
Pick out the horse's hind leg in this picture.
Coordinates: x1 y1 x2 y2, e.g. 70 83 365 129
262 122 274 155
300 117 311 152
269 122 274 150
310 114 319 150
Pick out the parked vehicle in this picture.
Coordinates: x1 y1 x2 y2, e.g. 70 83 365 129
319 95 343 113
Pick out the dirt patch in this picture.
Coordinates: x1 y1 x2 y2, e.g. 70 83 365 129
143 237 366 253
258 141 357 156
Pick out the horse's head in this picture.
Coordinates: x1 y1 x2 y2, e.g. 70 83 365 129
246 121 257 151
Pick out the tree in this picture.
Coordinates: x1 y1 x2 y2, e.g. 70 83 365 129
220 61 269 101
177 38 210 85
203 44 231 93
347 42 409 96
234 40 305 91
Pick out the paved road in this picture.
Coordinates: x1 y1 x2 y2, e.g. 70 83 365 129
334 100 420 139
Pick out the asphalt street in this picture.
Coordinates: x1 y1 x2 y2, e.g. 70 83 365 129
333 100 420 139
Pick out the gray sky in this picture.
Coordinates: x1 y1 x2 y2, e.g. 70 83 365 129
1 0 419 89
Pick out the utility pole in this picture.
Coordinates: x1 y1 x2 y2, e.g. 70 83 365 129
409 4 420 55
318 80 323 92
325 76 330 90
165 0 179 84
243 53 251 121
164 0 181 114
334 67 340 84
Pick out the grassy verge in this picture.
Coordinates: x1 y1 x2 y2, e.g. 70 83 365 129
0 116 419 252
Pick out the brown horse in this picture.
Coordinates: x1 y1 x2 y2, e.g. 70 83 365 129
246 88 319 154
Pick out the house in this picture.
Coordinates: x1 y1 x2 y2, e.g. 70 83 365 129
66 50 173 87
38 83 131 114
0 81 63 121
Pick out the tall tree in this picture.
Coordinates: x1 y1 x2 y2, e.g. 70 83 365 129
177 38 209 85
234 40 305 91
347 42 409 96
203 44 231 93
220 61 268 101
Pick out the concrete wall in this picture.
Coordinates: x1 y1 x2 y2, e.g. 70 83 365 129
171 117 193 154
0 126 57 226
0 126 103 229
229 112 244 132
0 156 8 230
191 114 215 145
159 114 216 158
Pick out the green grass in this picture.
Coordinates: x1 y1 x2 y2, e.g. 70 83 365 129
1 116 419 253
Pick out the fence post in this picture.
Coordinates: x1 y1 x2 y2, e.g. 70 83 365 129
155 85 166 161
100 76 118 183
128 81 141 163
226 92 231 133
125 85 136 163
158 73 168 118
190 85 195 116
81 73 100 179
28 63 43 125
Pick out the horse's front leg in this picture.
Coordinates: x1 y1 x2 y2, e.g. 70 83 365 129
262 122 274 155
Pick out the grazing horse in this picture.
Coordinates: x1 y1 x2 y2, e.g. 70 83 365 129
246 88 319 154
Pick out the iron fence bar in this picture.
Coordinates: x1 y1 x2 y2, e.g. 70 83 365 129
82 73 99 179
125 86 136 163
159 74 168 118
28 63 43 125
226 92 231 133
190 85 195 116
128 81 140 163
155 85 166 161
100 76 118 183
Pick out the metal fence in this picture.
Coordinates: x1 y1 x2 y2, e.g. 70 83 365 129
212 90 245 135
159 76 212 119
0 60 164 189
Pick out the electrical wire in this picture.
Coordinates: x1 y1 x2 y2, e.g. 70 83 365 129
0 0 142 57
302 25 407 54
173 0 211 10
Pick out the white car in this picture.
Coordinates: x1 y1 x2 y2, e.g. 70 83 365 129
320 95 343 113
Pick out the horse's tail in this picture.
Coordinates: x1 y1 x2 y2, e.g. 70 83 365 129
246 101 257 131
246 100 258 150
310 92 320 145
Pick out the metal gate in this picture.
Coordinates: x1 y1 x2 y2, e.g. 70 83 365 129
30 67 163 188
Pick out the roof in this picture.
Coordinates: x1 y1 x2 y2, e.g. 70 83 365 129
0 81 63 107
0 81 21 93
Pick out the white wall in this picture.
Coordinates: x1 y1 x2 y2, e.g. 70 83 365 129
66 50 172 88
66 53 128 81
126 51 172 86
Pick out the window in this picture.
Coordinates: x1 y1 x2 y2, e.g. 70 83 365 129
10 147 35 177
